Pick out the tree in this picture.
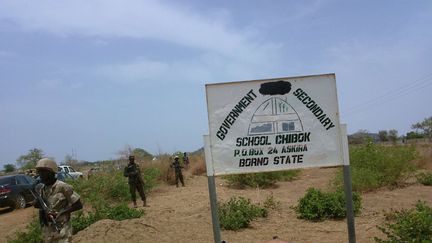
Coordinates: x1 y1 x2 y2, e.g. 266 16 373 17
3 164 15 173
406 131 424 140
348 129 372 144
133 148 153 161
16 148 44 169
412 116 432 140
378 130 389 142
388 129 398 144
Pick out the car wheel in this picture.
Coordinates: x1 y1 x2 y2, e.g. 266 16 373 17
14 194 26 209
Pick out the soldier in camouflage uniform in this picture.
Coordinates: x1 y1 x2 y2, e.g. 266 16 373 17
171 156 185 187
124 155 147 207
34 158 83 243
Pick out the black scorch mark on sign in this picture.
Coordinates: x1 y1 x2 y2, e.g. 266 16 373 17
259 81 292 95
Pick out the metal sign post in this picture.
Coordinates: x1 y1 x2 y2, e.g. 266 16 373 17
204 135 222 243
341 124 356 243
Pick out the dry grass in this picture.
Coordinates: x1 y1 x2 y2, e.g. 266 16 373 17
189 154 206 175
139 155 176 185
412 144 432 170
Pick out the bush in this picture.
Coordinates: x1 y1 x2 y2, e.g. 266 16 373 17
262 193 281 210
190 155 206 175
335 143 417 191
223 170 300 189
70 168 161 206
295 187 361 220
375 201 432 243
104 202 144 220
218 197 267 230
417 172 432 186
142 167 162 192
72 202 144 233
8 220 42 243
68 169 154 233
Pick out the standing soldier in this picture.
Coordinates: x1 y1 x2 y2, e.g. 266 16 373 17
34 158 83 243
124 155 147 207
171 156 185 187
183 152 189 169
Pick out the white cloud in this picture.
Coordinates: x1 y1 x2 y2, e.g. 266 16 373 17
0 0 281 62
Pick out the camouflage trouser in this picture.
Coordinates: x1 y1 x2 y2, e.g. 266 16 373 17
175 171 185 187
42 221 72 243
129 182 146 202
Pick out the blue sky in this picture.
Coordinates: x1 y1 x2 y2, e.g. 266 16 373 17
1 0 431 167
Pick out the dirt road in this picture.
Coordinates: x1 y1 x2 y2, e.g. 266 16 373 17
73 168 432 243
0 206 37 243
2 167 431 243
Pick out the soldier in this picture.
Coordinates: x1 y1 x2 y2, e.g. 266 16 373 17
171 156 185 187
34 158 83 243
183 152 189 169
124 155 147 207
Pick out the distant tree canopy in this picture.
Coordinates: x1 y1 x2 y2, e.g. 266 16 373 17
412 116 432 140
388 129 399 144
133 148 153 160
3 164 16 173
406 131 424 140
16 148 44 169
378 130 389 142
348 130 378 144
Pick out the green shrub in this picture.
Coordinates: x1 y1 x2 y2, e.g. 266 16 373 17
295 187 361 220
417 172 432 186
104 202 144 220
68 170 151 233
72 202 144 234
223 170 300 188
218 197 267 230
70 168 161 207
72 211 99 233
375 201 432 243
143 167 162 192
335 144 417 191
262 193 281 210
8 220 42 243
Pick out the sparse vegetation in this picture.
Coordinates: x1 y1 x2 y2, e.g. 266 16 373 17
262 193 281 210
335 143 417 191
8 220 42 243
218 196 267 230
375 201 432 243
72 202 144 233
223 170 300 189
295 187 361 220
67 168 158 233
417 172 432 186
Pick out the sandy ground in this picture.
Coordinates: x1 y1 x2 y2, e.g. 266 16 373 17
2 167 432 243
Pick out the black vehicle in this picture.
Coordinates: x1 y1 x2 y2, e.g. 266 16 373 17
0 174 36 209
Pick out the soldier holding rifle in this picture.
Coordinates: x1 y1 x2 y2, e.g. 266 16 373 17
124 155 147 207
34 158 83 243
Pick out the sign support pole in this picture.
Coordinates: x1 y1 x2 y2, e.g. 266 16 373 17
204 135 222 243
341 124 356 243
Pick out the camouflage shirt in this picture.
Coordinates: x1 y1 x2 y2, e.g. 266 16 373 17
124 163 144 184
39 180 80 243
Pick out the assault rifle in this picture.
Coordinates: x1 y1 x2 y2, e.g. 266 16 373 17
30 183 61 232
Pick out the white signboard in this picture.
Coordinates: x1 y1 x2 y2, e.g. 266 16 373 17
205 74 343 176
